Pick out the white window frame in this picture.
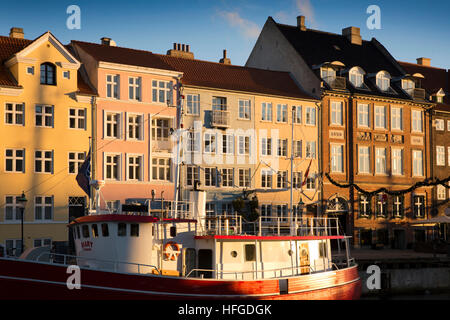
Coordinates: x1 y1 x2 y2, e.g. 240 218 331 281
34 150 53 174
277 139 288 157
34 196 53 221
186 166 199 187
104 111 121 139
349 67 365 88
261 138 272 156
186 94 200 115
238 99 251 120
204 132 217 154
261 102 273 121
222 134 234 155
204 167 216 187
5 149 25 173
305 141 316 159
436 146 445 166
391 148 403 176
151 158 171 181
330 101 343 126
294 140 302 158
305 107 316 125
374 105 386 129
221 168 233 187
391 107 403 131
35 105 54 128
238 136 250 156
69 108 86 130
128 76 141 101
376 71 391 91
261 170 272 188
435 119 444 131
238 168 251 188
151 117 171 141
375 147 387 175
68 152 85 174
4 195 22 221
276 104 287 123
293 106 302 124
357 104 369 128
358 146 370 174
411 110 423 133
126 113 144 140
5 102 25 126
106 74 120 99
412 150 423 177
126 154 144 181
104 153 121 181
152 80 173 105
330 144 344 173
437 185 446 201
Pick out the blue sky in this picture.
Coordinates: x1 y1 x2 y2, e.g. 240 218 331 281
1 0 449 69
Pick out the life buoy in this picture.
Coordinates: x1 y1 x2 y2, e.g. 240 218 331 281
163 241 180 261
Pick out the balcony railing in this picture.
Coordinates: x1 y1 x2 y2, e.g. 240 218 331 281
211 110 230 128
323 76 347 90
413 88 426 100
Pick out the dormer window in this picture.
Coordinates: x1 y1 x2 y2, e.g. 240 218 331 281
376 71 391 91
349 67 365 88
436 96 444 103
321 67 336 83
40 62 56 85
402 79 415 96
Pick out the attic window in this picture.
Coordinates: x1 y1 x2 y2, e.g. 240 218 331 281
26 66 34 75
401 79 415 96
349 67 365 88
40 62 56 85
376 71 391 92
63 70 70 79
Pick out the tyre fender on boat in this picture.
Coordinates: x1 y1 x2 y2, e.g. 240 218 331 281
163 241 180 261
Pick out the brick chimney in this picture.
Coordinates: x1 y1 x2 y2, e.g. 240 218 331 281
297 16 306 31
167 43 194 59
342 26 362 45
9 27 24 39
416 57 431 67
219 50 231 65
101 37 116 46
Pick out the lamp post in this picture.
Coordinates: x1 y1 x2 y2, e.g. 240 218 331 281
16 191 27 255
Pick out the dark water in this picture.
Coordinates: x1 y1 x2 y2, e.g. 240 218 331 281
362 293 450 300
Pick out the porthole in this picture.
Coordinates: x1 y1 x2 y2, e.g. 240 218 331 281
230 250 238 258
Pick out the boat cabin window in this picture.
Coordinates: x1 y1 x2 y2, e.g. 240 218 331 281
319 241 328 258
130 224 139 237
170 226 176 237
118 223 127 236
82 225 89 238
91 224 99 238
244 244 256 262
101 223 109 237
230 250 238 258
75 226 80 239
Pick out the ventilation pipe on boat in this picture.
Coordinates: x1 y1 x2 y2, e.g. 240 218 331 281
190 190 206 234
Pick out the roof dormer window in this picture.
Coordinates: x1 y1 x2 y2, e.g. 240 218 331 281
321 67 336 83
401 79 415 96
40 62 56 85
376 71 391 92
349 67 365 88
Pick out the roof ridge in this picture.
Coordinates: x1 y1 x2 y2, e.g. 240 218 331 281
398 60 447 71
71 39 155 55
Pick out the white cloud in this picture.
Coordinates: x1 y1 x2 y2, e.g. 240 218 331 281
218 10 261 39
296 0 317 28
274 0 317 28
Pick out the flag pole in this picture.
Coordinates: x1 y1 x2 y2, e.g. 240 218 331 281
89 136 92 212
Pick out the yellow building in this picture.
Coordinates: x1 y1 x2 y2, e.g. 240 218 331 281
0 28 95 255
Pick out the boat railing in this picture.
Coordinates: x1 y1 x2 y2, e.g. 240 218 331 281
200 213 243 236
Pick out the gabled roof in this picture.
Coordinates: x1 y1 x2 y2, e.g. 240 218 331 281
398 61 448 95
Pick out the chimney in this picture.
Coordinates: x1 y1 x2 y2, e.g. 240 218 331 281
416 57 431 67
342 26 362 45
219 50 231 65
101 37 116 46
297 16 306 31
167 43 194 60
9 27 24 39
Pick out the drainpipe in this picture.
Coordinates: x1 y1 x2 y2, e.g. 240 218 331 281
315 101 322 218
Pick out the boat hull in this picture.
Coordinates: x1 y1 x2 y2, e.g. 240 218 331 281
0 258 361 300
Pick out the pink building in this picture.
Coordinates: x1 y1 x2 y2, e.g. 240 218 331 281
70 39 183 210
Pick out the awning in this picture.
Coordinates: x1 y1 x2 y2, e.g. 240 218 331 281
410 215 450 226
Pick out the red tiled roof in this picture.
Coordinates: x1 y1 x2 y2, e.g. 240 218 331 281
0 35 32 87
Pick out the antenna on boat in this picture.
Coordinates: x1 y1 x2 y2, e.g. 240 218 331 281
173 81 184 217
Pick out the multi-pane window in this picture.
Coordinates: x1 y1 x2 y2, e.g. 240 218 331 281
436 146 445 166
350 68 364 88
68 152 85 174
127 114 143 140
276 205 288 223
435 119 444 131
106 74 119 99
4 195 22 221
204 133 217 154
222 134 234 155
277 139 287 157
128 77 141 101
105 112 120 138
411 110 423 132
221 168 233 187
152 80 173 105
375 148 387 174
305 141 316 159
358 146 370 174
357 104 369 127
261 138 272 156
391 107 402 130
238 168 251 188
261 170 272 188
261 102 273 121
212 97 227 111
186 131 200 152
437 185 446 200
186 166 199 187
413 195 425 218
186 94 200 115
277 171 287 189
34 196 53 220
239 100 251 119
331 145 344 173
330 101 343 125
305 107 316 125
105 154 120 180
376 195 388 218
359 194 371 217
33 238 51 247
293 106 302 123
35 151 53 173
152 158 171 181
127 155 143 181
392 196 404 218
5 103 24 125
412 150 423 176
204 167 216 187
374 106 386 129
391 148 403 175
276 104 287 122
293 172 302 189
260 204 272 222
306 176 316 190
151 118 170 141
294 140 302 157
448 147 450 166
376 71 390 91
40 63 56 85
69 108 86 129
5 149 25 173
35 105 53 127
238 136 250 156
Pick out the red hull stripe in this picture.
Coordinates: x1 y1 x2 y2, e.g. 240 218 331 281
70 215 197 225
194 235 345 240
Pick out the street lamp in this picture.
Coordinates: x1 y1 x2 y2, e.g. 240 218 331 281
298 198 305 217
16 191 27 255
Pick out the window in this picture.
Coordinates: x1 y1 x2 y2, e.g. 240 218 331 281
294 140 302 158
186 94 200 115
35 105 53 127
152 158 171 181
118 223 127 236
305 141 316 159
5 149 25 173
244 244 256 261
34 196 53 220
293 172 302 189
69 108 86 129
5 239 22 256
448 147 450 166
447 120 450 131
358 146 370 174
238 136 250 156
376 71 390 91
204 167 216 187
221 168 233 187
186 166 199 187
35 150 53 173
260 204 272 222
261 138 272 156
277 171 287 189
82 225 89 238
106 74 120 99
277 139 287 157
212 97 227 111
375 148 387 174
435 119 444 131
128 77 141 101
206 203 216 217
359 194 371 217
275 205 288 223
330 101 343 125
222 134 234 155
40 62 56 85
4 195 22 221
437 185 446 200
204 133 217 154
391 149 403 175
376 195 388 218
436 146 445 166
412 150 423 176
349 67 365 88
239 100 251 119
238 168 250 188
293 106 302 123
261 102 272 121
127 114 143 140
186 131 200 152
152 80 173 105
63 70 70 79
321 67 336 83
411 110 423 132
331 145 344 173
105 112 121 138
127 155 143 181
5 103 24 125
392 196 404 218
276 104 287 122
402 79 415 96
391 107 402 131
34 238 51 247
305 107 316 125
105 154 120 180
91 224 99 238
130 224 139 237
26 66 34 75
374 106 386 129
413 195 425 218
101 223 109 237
261 170 272 188
151 118 170 141
357 104 369 127
306 176 316 190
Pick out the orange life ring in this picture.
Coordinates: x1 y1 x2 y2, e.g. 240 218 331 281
163 241 180 261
